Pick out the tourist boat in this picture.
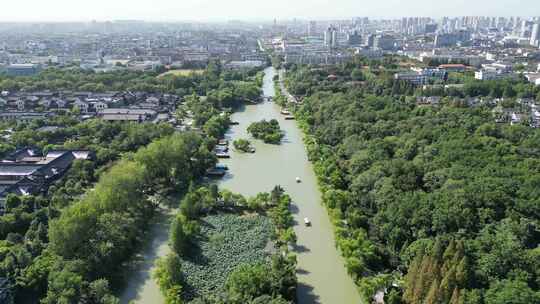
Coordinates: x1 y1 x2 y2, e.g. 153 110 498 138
284 115 295 120
280 109 291 115
296 177 301 183
218 139 229 146
304 217 311 226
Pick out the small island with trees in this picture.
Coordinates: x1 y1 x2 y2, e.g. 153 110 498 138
247 119 284 144
233 138 255 153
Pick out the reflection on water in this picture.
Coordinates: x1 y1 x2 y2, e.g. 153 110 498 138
218 67 362 304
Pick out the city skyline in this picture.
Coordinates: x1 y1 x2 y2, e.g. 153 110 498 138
0 0 539 22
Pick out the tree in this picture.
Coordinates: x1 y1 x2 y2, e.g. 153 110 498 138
4 195 22 213
233 139 252 153
476 221 527 281
42 261 85 304
424 278 441 304
203 115 229 139
449 288 460 304
278 227 297 246
247 120 284 144
170 214 199 256
403 239 469 304
270 186 285 205
503 85 516 98
87 279 120 304
154 253 183 303
268 254 297 301
135 132 216 190
484 279 540 304
48 160 146 261
351 69 365 81
225 263 272 303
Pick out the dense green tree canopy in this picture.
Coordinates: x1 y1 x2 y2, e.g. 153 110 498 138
286 59 540 303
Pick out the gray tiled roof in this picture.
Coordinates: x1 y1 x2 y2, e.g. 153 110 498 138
0 165 41 175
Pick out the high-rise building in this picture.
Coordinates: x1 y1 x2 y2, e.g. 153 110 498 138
307 21 317 37
324 26 338 48
373 34 395 50
347 31 362 46
364 34 375 48
425 24 438 34
332 30 338 48
521 20 531 38
434 30 471 47
531 23 540 47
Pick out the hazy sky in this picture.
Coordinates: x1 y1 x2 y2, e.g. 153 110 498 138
0 0 539 22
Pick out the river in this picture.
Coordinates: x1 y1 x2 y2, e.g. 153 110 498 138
217 67 361 304
119 208 170 303
119 66 361 304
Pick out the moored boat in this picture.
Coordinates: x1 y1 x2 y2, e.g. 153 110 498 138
216 152 230 158
206 168 226 177
215 146 229 153
215 163 229 170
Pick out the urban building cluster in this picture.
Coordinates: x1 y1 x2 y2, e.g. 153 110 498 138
2 18 540 81
0 21 266 74
258 16 540 85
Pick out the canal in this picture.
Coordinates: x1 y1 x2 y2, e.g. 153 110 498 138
218 67 361 304
120 66 361 304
